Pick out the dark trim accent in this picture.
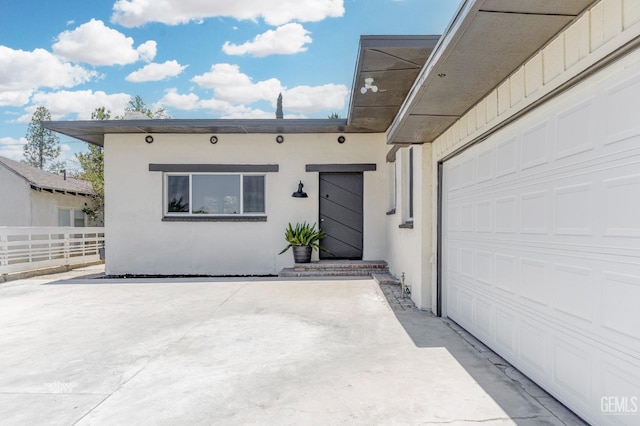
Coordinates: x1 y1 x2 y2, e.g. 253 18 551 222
436 161 443 317
305 163 376 172
399 221 413 229
149 164 279 173
386 208 396 215
409 147 414 219
162 215 267 222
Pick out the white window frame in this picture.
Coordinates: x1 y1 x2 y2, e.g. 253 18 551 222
164 172 267 217
58 208 87 227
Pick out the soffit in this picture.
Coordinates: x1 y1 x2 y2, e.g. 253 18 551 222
347 35 439 132
388 0 599 144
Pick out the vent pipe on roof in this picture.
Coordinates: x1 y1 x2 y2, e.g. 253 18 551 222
62 169 67 180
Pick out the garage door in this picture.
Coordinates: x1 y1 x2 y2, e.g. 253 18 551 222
442 53 640 425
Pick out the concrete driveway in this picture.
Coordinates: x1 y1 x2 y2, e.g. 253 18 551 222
0 266 584 425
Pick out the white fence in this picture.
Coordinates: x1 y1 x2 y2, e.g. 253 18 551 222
0 227 105 276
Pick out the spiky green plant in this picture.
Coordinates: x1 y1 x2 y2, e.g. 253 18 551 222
279 222 327 254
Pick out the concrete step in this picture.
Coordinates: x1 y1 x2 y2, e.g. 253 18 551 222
280 268 388 278
278 260 392 278
292 260 388 271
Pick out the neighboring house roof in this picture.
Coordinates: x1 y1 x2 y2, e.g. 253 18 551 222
40 0 598 147
0 156 94 196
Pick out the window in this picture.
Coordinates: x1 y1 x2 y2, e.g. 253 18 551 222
386 161 397 214
74 209 86 227
58 208 87 227
58 209 71 226
165 173 266 216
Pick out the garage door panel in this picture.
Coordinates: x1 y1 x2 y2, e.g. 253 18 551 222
603 173 640 237
555 98 596 160
442 51 640 424
552 338 592 404
495 308 517 355
601 272 640 341
474 298 494 342
521 120 550 170
521 321 547 374
604 72 640 144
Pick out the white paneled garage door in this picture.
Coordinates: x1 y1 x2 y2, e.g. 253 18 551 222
442 52 640 425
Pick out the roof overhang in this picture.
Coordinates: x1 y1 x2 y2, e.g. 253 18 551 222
387 0 599 144
41 119 352 147
347 35 439 132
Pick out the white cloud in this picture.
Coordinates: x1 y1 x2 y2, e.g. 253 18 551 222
52 19 156 65
282 84 348 113
126 60 188 82
192 63 283 104
155 88 200 110
0 137 27 161
17 90 131 122
223 23 312 57
154 62 348 117
0 46 97 107
136 41 157 62
112 0 344 27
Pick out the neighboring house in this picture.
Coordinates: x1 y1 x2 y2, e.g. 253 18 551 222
43 1 640 424
0 156 94 227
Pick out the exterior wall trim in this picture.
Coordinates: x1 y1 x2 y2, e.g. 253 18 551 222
305 163 376 172
149 164 279 173
162 216 267 222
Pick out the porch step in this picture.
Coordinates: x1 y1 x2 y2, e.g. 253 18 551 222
278 260 392 278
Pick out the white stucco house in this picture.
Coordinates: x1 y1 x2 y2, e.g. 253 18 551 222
43 1 640 424
0 156 94 227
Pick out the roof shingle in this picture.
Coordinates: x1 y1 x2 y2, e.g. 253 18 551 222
0 156 94 196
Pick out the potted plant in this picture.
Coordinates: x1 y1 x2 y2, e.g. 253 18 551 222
279 222 327 263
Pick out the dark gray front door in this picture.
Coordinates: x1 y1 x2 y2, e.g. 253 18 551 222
319 172 363 259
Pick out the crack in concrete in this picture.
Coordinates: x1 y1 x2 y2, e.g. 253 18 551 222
71 365 146 425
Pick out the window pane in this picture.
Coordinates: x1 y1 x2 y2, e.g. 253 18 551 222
167 175 189 212
58 209 71 226
74 210 85 227
193 175 240 214
243 176 265 213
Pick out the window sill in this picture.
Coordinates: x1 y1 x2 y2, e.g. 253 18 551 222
386 209 396 215
399 221 414 229
163 215 267 222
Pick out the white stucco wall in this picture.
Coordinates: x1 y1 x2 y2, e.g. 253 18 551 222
384 145 434 310
104 132 387 276
31 191 90 226
0 165 31 226
0 165 90 226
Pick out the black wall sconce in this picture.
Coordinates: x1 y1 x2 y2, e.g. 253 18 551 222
276 135 284 144
338 135 345 144
210 135 218 144
145 135 154 144
292 181 308 198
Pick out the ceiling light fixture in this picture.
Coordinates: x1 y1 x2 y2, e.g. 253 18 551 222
360 77 378 94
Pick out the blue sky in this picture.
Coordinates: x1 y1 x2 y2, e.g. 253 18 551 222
0 0 458 171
